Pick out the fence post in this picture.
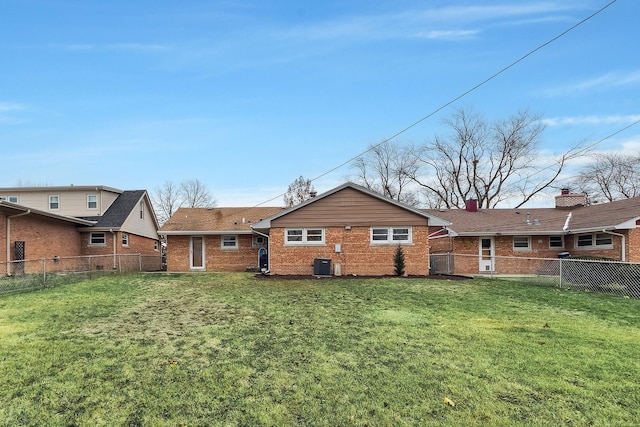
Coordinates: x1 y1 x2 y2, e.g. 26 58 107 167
118 255 122 273
43 258 47 285
139 254 142 272
559 258 563 289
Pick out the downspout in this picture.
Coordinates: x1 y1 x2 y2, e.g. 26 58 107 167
6 209 31 275
602 229 626 262
110 228 117 269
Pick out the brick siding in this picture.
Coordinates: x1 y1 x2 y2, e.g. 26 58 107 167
165 234 264 272
268 225 430 276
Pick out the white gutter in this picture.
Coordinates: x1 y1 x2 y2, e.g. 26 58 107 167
6 209 31 275
602 229 626 262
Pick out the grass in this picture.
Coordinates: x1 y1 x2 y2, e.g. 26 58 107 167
0 273 639 426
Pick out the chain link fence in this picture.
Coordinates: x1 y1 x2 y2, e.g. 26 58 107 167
430 253 640 299
0 254 162 296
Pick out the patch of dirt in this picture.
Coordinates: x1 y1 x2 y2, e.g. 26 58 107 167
255 273 472 281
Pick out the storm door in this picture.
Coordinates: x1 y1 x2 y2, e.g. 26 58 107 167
190 236 205 270
479 237 495 272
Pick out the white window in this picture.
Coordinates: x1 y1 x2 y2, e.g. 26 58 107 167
154 241 159 251
139 201 144 220
122 233 129 247
370 227 413 244
87 194 98 209
90 233 106 246
513 236 531 251
49 195 60 210
285 228 325 245
221 235 238 249
0 196 18 203
549 235 564 248
576 233 613 249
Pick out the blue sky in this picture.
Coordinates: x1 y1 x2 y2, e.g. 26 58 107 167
1 0 638 206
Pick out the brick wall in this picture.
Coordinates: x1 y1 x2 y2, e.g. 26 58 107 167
268 225 430 276
2 214 83 261
165 234 264 272
80 231 159 257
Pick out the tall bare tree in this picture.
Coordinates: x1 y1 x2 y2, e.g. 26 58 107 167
407 108 583 208
351 140 420 206
151 179 216 225
571 152 640 202
181 178 216 208
284 176 316 207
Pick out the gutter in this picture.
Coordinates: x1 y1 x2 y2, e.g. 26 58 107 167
6 209 31 276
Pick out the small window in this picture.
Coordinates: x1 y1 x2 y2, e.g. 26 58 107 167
0 196 18 203
122 233 129 247
154 241 159 251
49 195 60 210
87 194 98 209
595 233 612 246
90 232 106 246
285 228 325 245
513 236 531 251
370 227 413 244
577 234 593 247
549 235 564 248
221 235 238 249
253 235 267 248
139 201 144 220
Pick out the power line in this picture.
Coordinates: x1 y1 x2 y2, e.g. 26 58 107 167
250 0 618 209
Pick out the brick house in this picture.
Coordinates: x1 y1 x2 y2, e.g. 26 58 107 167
0 186 160 274
251 183 449 276
427 190 640 275
160 207 284 272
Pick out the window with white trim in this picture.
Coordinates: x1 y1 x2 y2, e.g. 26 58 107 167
549 235 564 248
221 235 238 249
139 201 144 219
370 227 413 244
285 228 325 245
513 236 531 251
0 196 18 203
90 232 106 246
122 233 129 247
49 195 60 210
576 233 613 249
87 194 98 209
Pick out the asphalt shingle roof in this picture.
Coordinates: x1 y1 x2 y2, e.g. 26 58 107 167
160 206 284 232
80 190 146 228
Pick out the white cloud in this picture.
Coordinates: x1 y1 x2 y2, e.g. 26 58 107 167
0 102 25 112
542 70 640 96
542 114 640 126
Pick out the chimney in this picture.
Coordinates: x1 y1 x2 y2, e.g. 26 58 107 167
465 199 478 212
555 189 586 208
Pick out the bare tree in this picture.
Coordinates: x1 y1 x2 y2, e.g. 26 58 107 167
571 152 640 202
180 179 217 208
151 181 184 225
152 179 216 225
284 176 316 207
351 140 420 206
407 108 583 208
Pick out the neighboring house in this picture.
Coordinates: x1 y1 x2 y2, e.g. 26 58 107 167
161 183 449 275
251 182 449 276
426 190 640 275
160 207 284 272
0 185 160 273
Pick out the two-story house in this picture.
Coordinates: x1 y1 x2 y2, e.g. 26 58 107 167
1 185 160 274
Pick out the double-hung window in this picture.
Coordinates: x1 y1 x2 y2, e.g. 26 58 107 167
122 233 129 247
285 228 325 245
370 227 413 244
513 236 531 251
49 195 60 210
221 235 238 249
87 194 98 209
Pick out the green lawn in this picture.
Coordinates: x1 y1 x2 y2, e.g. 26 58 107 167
1 273 639 426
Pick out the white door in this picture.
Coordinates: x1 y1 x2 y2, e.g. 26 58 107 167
479 237 495 272
190 236 205 270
